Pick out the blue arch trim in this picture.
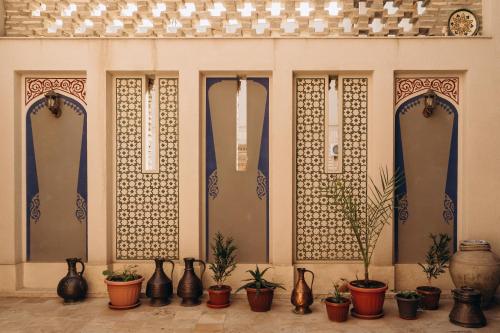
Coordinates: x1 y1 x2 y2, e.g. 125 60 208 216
26 94 88 260
394 94 458 262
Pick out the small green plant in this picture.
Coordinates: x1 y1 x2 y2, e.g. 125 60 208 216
325 279 349 303
209 232 237 289
103 265 141 282
236 265 285 293
396 290 421 300
418 233 452 285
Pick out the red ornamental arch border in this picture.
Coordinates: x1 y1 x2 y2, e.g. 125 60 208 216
25 78 86 105
395 77 459 105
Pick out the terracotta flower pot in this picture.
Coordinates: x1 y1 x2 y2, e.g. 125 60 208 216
416 286 441 310
105 277 144 309
207 285 231 308
396 295 420 320
324 297 350 322
245 287 274 312
348 280 387 319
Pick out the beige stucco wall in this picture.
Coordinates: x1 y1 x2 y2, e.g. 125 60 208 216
0 1 499 297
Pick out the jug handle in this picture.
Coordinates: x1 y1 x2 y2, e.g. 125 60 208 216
165 258 175 281
76 258 85 276
305 269 314 292
194 259 206 280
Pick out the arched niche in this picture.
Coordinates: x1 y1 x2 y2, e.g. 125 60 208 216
26 93 87 261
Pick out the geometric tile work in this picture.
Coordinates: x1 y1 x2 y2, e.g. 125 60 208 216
3 1 482 38
115 78 179 260
295 77 368 261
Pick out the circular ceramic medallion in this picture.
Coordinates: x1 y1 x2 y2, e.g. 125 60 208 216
448 9 479 36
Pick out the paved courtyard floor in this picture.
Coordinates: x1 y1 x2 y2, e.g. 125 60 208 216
0 296 498 333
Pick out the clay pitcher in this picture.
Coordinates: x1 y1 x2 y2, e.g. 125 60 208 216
57 258 87 303
146 257 175 306
291 267 315 314
177 257 206 306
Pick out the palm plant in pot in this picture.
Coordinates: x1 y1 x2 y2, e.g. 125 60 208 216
236 265 285 312
417 233 451 310
324 279 350 322
324 167 402 319
207 232 237 308
395 291 421 320
103 265 144 310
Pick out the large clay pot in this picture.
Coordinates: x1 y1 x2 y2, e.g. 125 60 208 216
348 280 387 319
324 297 350 322
105 277 144 310
449 240 500 308
245 287 274 312
57 258 88 303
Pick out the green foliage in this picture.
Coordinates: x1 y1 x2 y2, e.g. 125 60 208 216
209 232 237 287
102 265 141 282
236 265 285 293
323 167 403 285
418 233 451 285
326 278 349 303
396 290 421 300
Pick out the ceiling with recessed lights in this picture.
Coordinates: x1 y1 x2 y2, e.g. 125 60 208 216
2 1 482 38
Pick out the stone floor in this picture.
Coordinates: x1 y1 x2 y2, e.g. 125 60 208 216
0 296 498 333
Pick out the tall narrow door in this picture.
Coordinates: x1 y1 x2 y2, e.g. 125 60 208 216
205 77 269 263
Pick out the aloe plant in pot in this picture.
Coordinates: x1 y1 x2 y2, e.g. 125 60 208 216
103 265 144 310
417 233 451 310
324 279 350 322
236 265 285 312
207 232 237 308
324 167 402 319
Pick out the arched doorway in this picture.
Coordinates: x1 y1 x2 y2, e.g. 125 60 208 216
26 93 87 261
395 92 458 263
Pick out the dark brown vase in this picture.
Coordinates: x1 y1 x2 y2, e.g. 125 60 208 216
177 257 206 306
290 268 314 314
449 287 487 328
396 295 420 320
348 280 387 319
207 285 231 308
146 258 175 306
57 258 87 303
325 297 350 322
246 287 274 312
416 286 441 310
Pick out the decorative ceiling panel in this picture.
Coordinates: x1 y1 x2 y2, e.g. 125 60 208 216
3 1 482 38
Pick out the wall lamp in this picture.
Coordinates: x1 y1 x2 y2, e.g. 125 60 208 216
45 90 62 118
422 89 437 118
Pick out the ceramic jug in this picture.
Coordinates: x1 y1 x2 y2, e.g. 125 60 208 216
57 258 88 303
177 257 206 306
450 240 500 308
291 267 315 314
146 257 175 306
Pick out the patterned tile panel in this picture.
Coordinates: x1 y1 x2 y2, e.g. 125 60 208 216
395 77 459 105
115 78 179 260
295 77 367 261
25 78 86 105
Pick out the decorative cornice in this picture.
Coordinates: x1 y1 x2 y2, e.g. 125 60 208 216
25 78 86 105
395 77 459 105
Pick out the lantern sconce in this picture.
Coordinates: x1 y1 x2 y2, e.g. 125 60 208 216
422 89 437 118
44 90 62 118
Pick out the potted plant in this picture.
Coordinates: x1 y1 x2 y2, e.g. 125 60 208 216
324 279 350 322
417 233 451 310
103 265 144 309
236 265 285 312
395 291 421 320
325 167 402 319
207 232 237 308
